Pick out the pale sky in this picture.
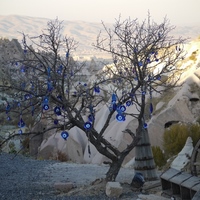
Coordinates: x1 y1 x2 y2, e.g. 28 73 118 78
0 0 200 26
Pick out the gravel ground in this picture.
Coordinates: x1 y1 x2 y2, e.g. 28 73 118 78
0 152 141 200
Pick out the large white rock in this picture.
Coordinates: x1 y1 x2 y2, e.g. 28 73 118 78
171 137 193 170
38 127 87 163
105 182 123 198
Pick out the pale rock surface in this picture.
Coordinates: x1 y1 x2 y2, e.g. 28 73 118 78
38 127 87 162
137 194 169 200
54 182 74 192
105 182 123 198
171 137 193 170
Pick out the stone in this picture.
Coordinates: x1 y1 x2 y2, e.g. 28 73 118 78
54 182 74 192
170 137 193 170
105 182 123 198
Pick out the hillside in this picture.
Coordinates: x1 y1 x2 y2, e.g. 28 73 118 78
0 15 200 59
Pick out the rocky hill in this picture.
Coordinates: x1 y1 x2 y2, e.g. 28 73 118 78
0 15 200 59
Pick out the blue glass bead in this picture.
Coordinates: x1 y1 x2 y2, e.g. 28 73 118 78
54 106 61 115
126 101 132 107
20 66 26 72
88 114 95 122
112 93 117 102
156 74 161 80
43 97 49 104
112 103 117 111
61 131 69 140
57 95 62 101
47 81 53 92
18 129 23 134
18 118 25 128
138 61 143 67
7 116 11 121
6 104 10 112
57 69 62 74
43 104 49 110
54 119 58 125
84 122 92 130
143 123 148 129
24 94 30 100
116 113 125 122
119 105 126 112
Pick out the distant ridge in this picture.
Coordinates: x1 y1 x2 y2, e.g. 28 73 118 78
0 15 199 58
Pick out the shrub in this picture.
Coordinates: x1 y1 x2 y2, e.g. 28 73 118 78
163 123 200 158
152 146 167 169
56 150 68 162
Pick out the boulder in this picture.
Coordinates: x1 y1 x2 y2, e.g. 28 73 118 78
105 182 123 198
171 137 193 170
54 182 74 192
38 129 87 163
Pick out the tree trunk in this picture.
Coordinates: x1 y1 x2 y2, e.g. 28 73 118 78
106 157 125 181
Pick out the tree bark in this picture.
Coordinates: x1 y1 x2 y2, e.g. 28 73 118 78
105 157 125 181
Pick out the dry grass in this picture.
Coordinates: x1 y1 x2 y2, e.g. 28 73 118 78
56 150 68 162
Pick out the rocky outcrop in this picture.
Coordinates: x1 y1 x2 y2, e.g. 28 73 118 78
171 137 193 170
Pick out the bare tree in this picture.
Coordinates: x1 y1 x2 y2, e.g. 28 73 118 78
93 14 187 180
0 16 186 182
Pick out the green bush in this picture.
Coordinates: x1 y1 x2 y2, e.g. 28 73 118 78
163 123 200 158
152 146 167 168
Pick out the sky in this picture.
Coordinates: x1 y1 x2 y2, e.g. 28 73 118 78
0 0 200 26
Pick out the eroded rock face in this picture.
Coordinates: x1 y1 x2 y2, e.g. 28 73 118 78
171 137 194 170
38 127 87 163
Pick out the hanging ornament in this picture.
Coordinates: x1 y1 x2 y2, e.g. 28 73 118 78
18 129 23 134
84 122 92 130
94 85 100 93
54 106 61 115
24 94 30 100
150 103 153 114
146 58 151 63
47 67 51 77
116 113 125 122
7 116 11 121
47 81 53 92
138 61 143 67
57 95 62 101
20 66 26 73
88 114 95 122
119 105 126 112
61 131 69 140
66 52 69 58
112 93 117 103
6 104 11 114
155 74 161 81
126 100 132 107
143 123 148 129
54 119 58 125
43 96 49 104
43 104 49 110
112 102 117 111
18 118 25 128
23 49 27 54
